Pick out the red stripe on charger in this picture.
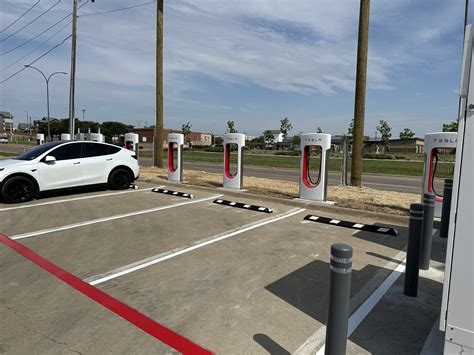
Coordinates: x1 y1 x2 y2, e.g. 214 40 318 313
0 234 212 355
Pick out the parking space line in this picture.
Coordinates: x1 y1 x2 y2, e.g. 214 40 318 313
0 186 164 212
11 194 223 240
0 234 212 354
85 207 306 285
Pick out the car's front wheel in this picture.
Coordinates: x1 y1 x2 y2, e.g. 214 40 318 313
1 176 36 203
108 168 132 190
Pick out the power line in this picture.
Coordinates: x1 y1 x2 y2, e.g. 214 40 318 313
79 0 156 17
0 34 71 84
0 19 72 72
0 1 88 56
0 0 61 43
0 0 41 34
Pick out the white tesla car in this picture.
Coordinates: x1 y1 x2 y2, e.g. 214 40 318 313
0 141 140 203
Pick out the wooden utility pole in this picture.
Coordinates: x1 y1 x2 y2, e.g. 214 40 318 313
154 0 164 167
351 0 370 187
68 0 78 138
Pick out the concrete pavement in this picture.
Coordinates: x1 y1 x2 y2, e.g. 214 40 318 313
0 181 446 354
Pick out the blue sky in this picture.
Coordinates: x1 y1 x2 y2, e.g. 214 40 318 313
0 0 469 137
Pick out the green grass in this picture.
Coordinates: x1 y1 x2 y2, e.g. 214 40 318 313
182 151 454 178
139 150 454 178
0 151 17 157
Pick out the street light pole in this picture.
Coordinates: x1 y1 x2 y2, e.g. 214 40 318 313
25 110 32 139
25 65 67 141
82 109 85 121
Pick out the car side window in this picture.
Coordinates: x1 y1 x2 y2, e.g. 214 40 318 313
49 143 82 161
83 143 111 158
109 145 121 154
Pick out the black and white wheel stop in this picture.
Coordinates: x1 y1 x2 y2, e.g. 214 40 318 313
152 188 194 199
304 215 399 236
213 199 273 213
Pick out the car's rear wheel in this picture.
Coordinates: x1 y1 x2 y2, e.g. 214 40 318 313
2 176 36 204
108 168 132 190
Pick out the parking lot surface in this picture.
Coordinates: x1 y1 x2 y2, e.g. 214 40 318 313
0 181 443 354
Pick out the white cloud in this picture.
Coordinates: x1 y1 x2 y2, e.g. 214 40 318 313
0 0 465 134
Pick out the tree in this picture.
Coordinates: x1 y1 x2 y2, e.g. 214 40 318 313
316 126 323 133
226 120 237 133
279 117 292 139
376 120 392 152
100 121 130 138
292 134 301 148
181 122 192 143
399 128 415 153
214 136 223 146
442 120 458 132
76 120 100 134
348 118 354 136
263 130 274 149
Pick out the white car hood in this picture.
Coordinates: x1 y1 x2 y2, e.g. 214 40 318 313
0 159 35 170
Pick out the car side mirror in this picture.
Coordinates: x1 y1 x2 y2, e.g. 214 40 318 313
44 155 56 163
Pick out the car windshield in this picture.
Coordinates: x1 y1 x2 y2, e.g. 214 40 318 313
14 141 64 161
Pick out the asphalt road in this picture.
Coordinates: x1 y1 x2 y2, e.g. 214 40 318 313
139 158 438 194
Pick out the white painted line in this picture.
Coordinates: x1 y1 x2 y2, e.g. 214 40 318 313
314 259 406 355
353 223 364 229
329 219 340 224
85 207 306 285
11 194 222 240
0 186 164 212
347 259 406 335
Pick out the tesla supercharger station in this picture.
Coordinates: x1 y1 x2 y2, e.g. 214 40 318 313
167 133 184 182
36 133 44 145
299 133 331 202
76 128 85 141
60 133 71 141
440 24 474 355
124 133 139 153
223 133 245 190
422 132 457 218
89 133 104 142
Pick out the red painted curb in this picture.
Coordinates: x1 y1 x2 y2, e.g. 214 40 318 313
0 234 212 355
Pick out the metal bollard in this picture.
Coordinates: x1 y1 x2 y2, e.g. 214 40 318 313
420 193 435 270
325 243 352 355
439 179 453 238
404 204 424 297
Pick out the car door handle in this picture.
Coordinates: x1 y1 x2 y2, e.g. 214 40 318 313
106 158 113 161
73 162 81 165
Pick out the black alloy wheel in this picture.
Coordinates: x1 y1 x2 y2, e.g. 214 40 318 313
2 176 35 204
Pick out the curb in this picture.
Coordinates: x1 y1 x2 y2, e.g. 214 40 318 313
139 177 412 227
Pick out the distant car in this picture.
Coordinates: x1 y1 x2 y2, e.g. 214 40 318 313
0 138 8 144
0 141 140 203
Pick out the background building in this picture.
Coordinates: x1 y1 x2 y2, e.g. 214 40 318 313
132 128 212 148
0 111 14 134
